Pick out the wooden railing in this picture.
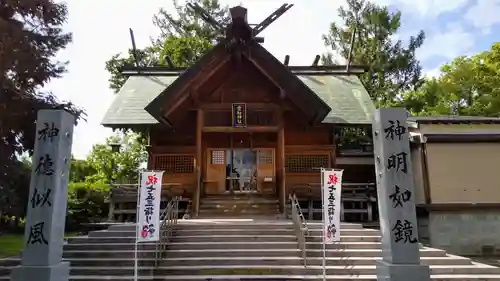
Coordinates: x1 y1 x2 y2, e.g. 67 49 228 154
289 193 308 266
155 196 179 266
289 182 376 221
109 184 190 222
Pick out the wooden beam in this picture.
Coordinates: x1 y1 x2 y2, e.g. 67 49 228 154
164 56 231 117
277 111 286 214
246 56 285 92
200 103 283 111
194 108 203 217
202 126 280 133
312 55 320 66
191 56 231 101
284 55 290 66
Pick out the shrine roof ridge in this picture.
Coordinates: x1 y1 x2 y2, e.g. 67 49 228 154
118 64 369 77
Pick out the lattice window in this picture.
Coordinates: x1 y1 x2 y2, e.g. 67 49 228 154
154 155 194 174
258 150 273 164
285 154 329 173
211 150 225 164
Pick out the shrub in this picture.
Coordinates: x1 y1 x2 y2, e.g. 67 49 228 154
67 182 110 228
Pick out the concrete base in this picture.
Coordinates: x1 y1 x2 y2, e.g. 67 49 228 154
428 210 500 255
376 260 430 281
10 262 69 281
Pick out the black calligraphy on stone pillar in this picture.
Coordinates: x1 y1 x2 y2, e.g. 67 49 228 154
27 222 48 245
388 185 412 208
384 120 407 141
37 122 60 142
392 219 418 244
34 154 55 176
387 152 408 174
30 188 52 208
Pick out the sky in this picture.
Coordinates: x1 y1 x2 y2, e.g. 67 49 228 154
45 0 500 159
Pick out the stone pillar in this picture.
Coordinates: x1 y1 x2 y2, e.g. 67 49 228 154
371 108 430 281
11 110 75 281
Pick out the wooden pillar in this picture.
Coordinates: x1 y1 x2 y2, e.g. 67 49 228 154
194 108 203 217
277 111 286 214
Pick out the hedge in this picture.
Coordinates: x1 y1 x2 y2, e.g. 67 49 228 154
66 181 110 229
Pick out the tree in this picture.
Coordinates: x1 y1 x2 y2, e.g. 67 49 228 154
401 42 500 116
322 0 425 106
70 157 96 182
0 0 85 218
85 132 148 184
105 0 229 93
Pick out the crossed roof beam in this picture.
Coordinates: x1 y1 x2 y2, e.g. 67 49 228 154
123 3 367 77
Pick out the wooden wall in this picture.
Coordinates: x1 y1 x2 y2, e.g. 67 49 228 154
147 58 336 199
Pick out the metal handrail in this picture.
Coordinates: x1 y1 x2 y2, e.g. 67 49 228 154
289 193 308 266
154 196 179 266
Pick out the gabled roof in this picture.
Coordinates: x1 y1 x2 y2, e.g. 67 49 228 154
145 44 226 123
101 74 375 127
101 76 174 127
144 41 333 125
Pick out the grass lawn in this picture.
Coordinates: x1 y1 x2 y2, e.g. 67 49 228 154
0 232 78 258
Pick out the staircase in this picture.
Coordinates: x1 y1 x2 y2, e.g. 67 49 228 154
1 220 500 280
198 194 281 218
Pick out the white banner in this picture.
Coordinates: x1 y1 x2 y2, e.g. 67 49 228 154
321 169 343 243
137 171 164 242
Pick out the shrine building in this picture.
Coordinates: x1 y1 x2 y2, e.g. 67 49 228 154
101 5 500 257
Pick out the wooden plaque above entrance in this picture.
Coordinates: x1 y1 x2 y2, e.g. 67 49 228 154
232 103 247 127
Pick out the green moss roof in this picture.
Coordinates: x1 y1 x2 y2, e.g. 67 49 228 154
101 74 375 127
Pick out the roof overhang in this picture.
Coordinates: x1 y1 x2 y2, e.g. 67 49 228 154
144 44 228 125
144 41 332 126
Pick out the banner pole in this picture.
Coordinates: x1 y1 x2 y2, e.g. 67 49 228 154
134 170 142 281
321 168 326 281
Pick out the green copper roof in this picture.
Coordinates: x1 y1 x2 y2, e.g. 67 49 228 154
298 75 375 124
101 74 375 127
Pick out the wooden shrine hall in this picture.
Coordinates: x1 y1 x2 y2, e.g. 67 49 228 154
101 4 376 220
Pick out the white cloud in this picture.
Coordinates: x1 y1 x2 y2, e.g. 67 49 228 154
416 22 475 62
464 0 500 34
373 0 469 18
424 67 442 78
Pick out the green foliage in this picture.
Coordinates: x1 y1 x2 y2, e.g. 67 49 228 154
322 0 425 106
159 36 213 67
400 42 500 117
105 0 229 93
0 0 85 211
85 132 147 184
67 182 110 225
70 157 96 182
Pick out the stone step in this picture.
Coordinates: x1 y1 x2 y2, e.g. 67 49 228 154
2 265 498 276
200 201 279 206
195 214 284 219
59 248 447 259
56 274 500 281
0 256 474 268
87 228 379 238
201 196 278 201
198 210 280 216
63 241 384 251
67 235 381 244
107 221 363 231
2 275 500 281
